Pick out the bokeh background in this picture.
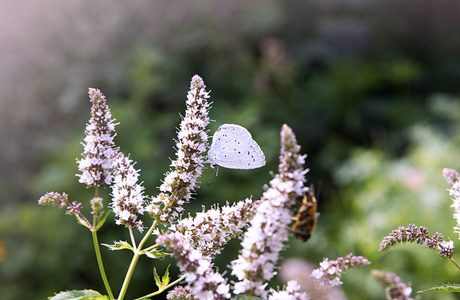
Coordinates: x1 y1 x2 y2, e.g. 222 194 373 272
1 1 460 299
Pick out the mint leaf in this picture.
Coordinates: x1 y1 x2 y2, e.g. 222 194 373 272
153 265 171 290
102 241 133 252
49 289 108 300
419 284 460 293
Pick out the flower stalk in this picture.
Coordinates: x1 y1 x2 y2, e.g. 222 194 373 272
379 224 455 259
92 229 114 299
372 270 413 300
311 253 371 288
231 124 308 298
76 88 118 188
117 220 158 300
147 75 211 224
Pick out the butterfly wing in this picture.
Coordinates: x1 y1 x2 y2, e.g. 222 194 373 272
208 124 265 169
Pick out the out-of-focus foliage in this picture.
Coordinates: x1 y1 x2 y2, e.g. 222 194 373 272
1 0 460 299
316 95 460 299
282 97 460 300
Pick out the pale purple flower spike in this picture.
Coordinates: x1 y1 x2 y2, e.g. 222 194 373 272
311 253 370 288
167 286 196 300
158 199 259 299
268 280 310 300
111 152 146 232
157 233 231 300
38 191 85 218
372 270 413 300
379 223 454 259
76 88 118 187
443 168 460 238
147 75 210 224
231 124 309 298
172 199 258 257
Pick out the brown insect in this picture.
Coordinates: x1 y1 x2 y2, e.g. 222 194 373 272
290 188 319 242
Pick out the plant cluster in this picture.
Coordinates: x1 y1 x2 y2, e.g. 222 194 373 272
39 75 460 300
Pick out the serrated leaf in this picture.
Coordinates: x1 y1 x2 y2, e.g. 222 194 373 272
418 284 460 293
94 211 111 231
102 241 133 252
162 265 170 286
75 214 91 229
49 289 108 300
141 248 170 259
153 265 171 290
153 267 162 289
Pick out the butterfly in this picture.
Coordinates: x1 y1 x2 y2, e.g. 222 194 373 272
208 124 265 169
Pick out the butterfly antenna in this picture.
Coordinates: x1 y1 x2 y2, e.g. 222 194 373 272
206 166 219 187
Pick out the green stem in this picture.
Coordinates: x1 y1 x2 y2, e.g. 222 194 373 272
246 291 253 300
118 251 140 300
129 227 137 250
133 274 186 300
92 187 100 230
92 230 114 299
143 244 159 252
138 219 158 255
118 220 158 300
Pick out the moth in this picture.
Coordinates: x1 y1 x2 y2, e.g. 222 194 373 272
290 187 319 242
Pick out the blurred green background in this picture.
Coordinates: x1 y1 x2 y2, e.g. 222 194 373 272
1 1 460 299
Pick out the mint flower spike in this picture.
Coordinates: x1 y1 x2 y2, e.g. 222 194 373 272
38 191 88 224
38 191 69 208
90 196 104 218
147 75 210 224
372 270 413 300
311 253 371 288
379 224 455 259
172 198 259 257
38 191 82 215
157 233 230 300
231 124 308 298
158 199 258 299
268 280 310 300
443 168 460 238
76 88 118 187
443 168 460 186
167 286 196 300
111 152 146 232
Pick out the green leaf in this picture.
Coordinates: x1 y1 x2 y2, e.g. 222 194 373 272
75 214 91 229
102 241 133 252
49 289 109 300
153 267 161 289
153 265 171 290
163 265 170 285
141 248 170 259
419 284 460 293
94 211 111 231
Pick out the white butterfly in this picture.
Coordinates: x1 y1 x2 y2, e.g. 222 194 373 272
208 124 266 169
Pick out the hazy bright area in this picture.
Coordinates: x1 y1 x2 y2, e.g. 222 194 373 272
1 1 460 299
